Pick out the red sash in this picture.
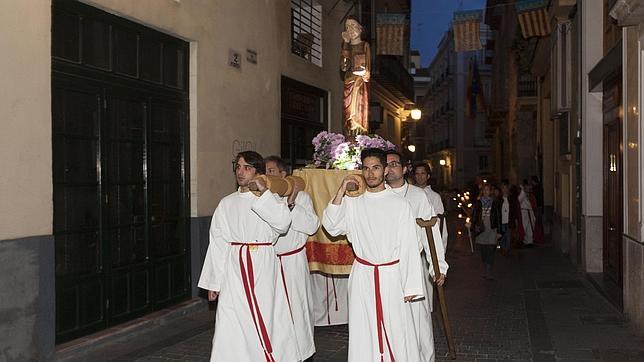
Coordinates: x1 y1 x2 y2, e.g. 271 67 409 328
325 275 339 325
354 256 400 362
276 244 306 321
231 242 275 362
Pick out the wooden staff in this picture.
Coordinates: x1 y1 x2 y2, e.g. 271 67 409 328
417 217 456 359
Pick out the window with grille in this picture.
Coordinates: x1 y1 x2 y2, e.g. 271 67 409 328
291 0 323 66
479 155 489 171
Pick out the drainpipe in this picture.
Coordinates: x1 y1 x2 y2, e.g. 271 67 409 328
573 3 583 268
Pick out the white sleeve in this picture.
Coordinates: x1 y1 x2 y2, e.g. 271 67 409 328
430 220 449 276
416 196 434 254
251 190 292 235
290 192 320 236
399 203 424 298
418 199 449 276
322 200 348 237
197 206 231 292
441 215 449 252
434 193 445 215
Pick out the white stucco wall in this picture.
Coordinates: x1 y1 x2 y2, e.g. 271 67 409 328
0 0 52 240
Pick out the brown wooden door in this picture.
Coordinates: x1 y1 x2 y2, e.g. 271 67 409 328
602 115 623 287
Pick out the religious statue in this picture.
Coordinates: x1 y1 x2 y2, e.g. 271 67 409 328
341 16 371 137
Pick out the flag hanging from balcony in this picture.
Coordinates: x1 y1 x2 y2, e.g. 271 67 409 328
465 61 486 119
376 14 406 56
516 0 551 38
453 10 483 52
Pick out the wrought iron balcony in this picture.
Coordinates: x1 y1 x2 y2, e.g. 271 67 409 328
373 55 415 103
518 73 536 97
428 139 451 154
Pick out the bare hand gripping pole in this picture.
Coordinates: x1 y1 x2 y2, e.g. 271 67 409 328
416 217 456 359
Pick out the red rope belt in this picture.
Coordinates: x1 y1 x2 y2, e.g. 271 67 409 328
231 242 275 362
354 256 400 362
324 274 339 325
276 244 306 321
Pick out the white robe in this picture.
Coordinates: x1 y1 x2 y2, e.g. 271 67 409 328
311 273 349 326
518 189 535 245
274 191 319 360
390 183 449 362
322 189 424 362
424 185 448 250
198 190 300 362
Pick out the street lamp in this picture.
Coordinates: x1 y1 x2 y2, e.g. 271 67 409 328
407 144 416 153
410 108 422 120
439 159 446 166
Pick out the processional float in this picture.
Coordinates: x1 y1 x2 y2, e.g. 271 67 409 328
292 16 455 358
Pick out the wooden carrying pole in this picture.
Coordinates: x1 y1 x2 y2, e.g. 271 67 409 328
417 217 456 359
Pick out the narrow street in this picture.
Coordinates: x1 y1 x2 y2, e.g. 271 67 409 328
62 217 644 362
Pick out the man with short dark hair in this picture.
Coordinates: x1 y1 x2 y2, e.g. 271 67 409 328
412 163 431 188
198 151 299 361
323 148 423 361
385 150 447 362
413 163 448 251
265 155 289 177
265 155 319 361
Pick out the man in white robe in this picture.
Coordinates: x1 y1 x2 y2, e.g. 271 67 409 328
413 163 449 250
518 181 535 246
385 151 448 362
266 156 319 360
322 148 423 362
198 151 299 362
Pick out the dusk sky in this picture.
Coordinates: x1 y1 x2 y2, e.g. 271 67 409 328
411 0 487 67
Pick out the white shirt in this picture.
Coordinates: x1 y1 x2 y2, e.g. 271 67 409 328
423 185 445 214
502 196 510 224
388 182 448 275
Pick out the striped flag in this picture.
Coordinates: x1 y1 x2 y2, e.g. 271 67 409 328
516 0 551 38
465 61 486 119
376 14 407 56
453 10 483 52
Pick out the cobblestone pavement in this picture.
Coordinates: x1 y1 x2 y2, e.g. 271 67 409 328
66 218 644 362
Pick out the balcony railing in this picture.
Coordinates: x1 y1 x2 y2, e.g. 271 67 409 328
428 140 451 154
374 55 414 103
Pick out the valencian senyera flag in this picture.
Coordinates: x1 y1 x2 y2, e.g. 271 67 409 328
465 60 486 119
453 9 483 52
516 0 551 38
376 13 407 56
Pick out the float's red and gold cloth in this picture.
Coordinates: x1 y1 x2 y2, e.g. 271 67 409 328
293 168 358 275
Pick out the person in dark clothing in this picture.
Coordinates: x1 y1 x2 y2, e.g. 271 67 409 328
530 176 544 209
509 184 522 247
471 184 501 280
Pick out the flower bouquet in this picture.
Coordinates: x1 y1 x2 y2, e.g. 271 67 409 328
311 131 396 170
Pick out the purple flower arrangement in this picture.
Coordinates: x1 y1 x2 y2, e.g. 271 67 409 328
311 131 396 170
